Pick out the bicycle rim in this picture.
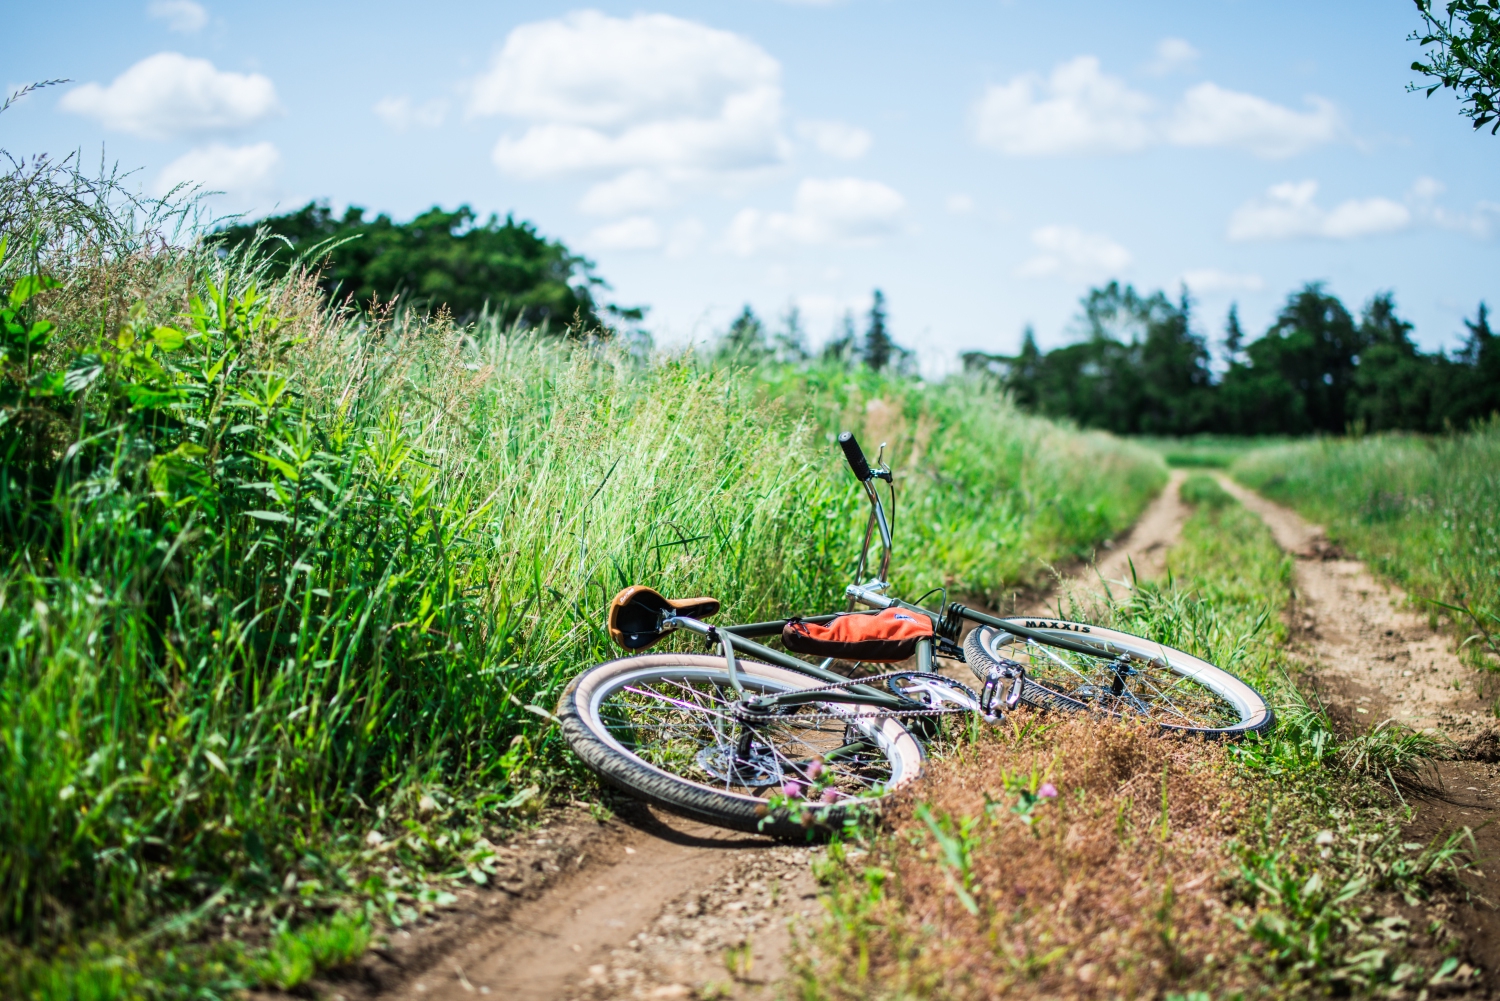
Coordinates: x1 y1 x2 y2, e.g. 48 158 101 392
964 619 1272 737
559 654 925 834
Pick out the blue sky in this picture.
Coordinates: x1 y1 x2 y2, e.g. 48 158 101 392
5 0 1497 367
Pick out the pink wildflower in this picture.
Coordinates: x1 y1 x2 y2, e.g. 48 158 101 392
1038 782 1058 799
805 759 825 780
781 780 806 799
820 788 842 804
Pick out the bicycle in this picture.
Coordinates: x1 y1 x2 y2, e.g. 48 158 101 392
559 432 1272 836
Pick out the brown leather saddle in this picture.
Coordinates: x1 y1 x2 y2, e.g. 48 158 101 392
608 585 721 650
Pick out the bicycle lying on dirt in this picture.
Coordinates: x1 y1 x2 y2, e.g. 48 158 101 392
559 433 1272 835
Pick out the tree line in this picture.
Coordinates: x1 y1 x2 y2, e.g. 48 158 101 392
216 201 643 330
962 283 1500 435
714 288 914 372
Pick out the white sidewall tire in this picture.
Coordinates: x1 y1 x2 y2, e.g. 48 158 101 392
964 619 1273 739
558 653 925 836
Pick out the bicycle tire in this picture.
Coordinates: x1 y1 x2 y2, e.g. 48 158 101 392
559 653 925 836
964 618 1273 738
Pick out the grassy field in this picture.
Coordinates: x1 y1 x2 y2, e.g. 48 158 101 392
793 475 1468 998
1135 434 1293 469
0 164 1165 997
1233 426 1500 670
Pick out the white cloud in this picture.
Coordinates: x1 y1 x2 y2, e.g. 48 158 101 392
1228 180 1410 241
972 56 1153 156
471 10 784 185
1146 37 1199 76
946 193 975 214
59 53 278 139
148 0 207 33
726 177 905 255
1180 269 1265 294
1407 175 1500 238
578 169 674 216
154 141 279 196
374 96 448 131
796 120 872 159
1167 83 1340 158
1017 225 1131 279
583 216 663 251
972 55 1341 159
1410 175 1444 201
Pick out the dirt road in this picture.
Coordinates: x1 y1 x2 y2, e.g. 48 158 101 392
340 471 1496 1001
1215 474 1500 989
336 475 1197 1001
1216 475 1486 737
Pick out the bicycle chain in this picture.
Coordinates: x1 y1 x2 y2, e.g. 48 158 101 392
732 670 991 723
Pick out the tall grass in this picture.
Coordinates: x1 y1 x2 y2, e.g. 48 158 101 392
0 156 1165 982
795 474 1468 998
1132 434 1292 470
756 365 1166 602
1232 425 1500 666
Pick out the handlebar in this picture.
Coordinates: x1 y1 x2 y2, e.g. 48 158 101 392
837 431 873 482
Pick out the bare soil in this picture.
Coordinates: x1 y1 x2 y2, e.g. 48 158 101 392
324 469 1496 1000
303 802 820 1001
313 471 1197 1001
1216 474 1500 992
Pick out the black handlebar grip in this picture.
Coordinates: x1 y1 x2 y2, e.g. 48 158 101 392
838 431 873 482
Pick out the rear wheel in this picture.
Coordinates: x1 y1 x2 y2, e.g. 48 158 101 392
964 618 1272 738
559 653 925 836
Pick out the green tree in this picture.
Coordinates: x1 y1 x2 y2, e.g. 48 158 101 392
719 305 769 361
216 202 625 329
1444 303 1500 425
1223 303 1245 363
1220 285 1366 434
863 289 894 371
774 303 810 362
965 283 1213 435
823 311 857 364
1347 293 1444 432
1411 0 1500 133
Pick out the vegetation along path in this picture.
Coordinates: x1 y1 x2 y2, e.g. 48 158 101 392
337 470 1491 1001
341 476 1189 1001
1216 473 1500 989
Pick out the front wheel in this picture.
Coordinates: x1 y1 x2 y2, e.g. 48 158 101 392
559 653 926 836
964 618 1273 738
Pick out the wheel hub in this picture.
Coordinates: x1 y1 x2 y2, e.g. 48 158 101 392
696 741 782 787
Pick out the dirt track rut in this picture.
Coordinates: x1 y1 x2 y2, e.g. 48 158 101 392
347 470 1498 1000
1215 474 1500 989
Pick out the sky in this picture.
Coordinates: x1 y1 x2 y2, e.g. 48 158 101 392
4 0 1498 370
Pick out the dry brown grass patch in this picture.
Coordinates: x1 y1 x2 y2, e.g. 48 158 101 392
801 712 1263 999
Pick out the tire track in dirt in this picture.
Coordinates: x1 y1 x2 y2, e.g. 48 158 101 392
1216 473 1500 990
347 807 822 1001
1215 474 1484 735
345 474 1195 1001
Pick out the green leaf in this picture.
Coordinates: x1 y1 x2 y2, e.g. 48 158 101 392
244 510 294 523
250 450 301 482
26 371 66 397
26 319 55 345
148 442 212 512
151 325 186 351
8 274 60 308
126 384 180 409
63 354 105 394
